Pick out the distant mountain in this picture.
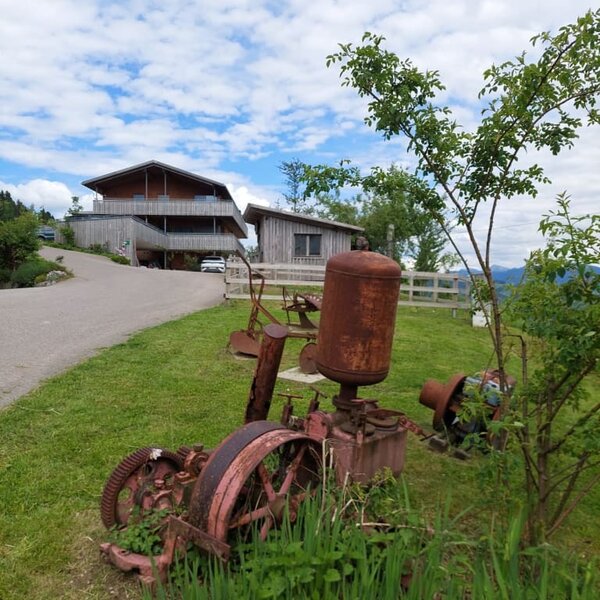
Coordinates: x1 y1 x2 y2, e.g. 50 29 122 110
456 265 525 284
457 265 599 285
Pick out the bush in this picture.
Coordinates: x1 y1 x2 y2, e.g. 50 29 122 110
0 213 39 271
87 243 106 254
60 226 75 248
9 258 66 288
110 255 130 265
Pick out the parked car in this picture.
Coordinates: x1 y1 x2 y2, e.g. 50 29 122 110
200 256 226 273
37 225 56 241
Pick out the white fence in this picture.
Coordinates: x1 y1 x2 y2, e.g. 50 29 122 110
225 260 471 310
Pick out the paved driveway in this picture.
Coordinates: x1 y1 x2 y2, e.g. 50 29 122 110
0 248 225 408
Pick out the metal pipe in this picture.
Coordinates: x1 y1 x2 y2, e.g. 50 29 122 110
244 324 288 423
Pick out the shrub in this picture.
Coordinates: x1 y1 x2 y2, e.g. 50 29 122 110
0 213 39 271
183 253 203 271
9 258 66 288
0 266 11 284
110 255 130 265
88 243 106 254
60 226 75 248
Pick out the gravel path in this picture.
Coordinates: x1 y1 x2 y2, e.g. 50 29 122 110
0 248 225 408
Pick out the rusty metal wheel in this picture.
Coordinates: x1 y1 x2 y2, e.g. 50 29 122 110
188 422 322 544
100 447 184 529
299 342 318 374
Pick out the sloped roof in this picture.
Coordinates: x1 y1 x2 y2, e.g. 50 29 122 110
244 203 364 232
82 160 233 200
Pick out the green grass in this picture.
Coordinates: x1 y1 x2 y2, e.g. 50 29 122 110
0 302 598 599
150 483 598 599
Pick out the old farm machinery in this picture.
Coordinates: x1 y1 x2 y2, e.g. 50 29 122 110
419 370 517 447
228 255 321 373
100 249 427 584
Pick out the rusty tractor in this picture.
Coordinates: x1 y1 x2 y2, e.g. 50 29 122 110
100 249 427 585
228 254 321 373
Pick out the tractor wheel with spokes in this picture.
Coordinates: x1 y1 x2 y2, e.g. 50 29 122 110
188 422 322 544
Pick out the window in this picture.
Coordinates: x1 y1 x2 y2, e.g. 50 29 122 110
132 194 145 201
294 233 321 257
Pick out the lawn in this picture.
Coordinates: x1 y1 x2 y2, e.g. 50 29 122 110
0 301 598 599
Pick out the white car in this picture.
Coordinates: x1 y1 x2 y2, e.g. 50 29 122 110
200 256 226 273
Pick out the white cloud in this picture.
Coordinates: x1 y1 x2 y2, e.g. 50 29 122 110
0 179 77 217
0 0 597 264
228 183 271 214
227 183 272 246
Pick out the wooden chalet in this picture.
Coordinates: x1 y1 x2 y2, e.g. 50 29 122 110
243 203 363 265
71 161 247 268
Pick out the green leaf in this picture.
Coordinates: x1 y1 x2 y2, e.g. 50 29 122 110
323 568 342 583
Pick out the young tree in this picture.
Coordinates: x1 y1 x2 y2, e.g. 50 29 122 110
412 219 453 272
303 10 600 405
279 159 312 213
0 191 33 222
0 190 17 222
506 196 599 543
308 167 451 265
311 189 363 226
37 206 54 224
301 10 600 539
67 196 83 216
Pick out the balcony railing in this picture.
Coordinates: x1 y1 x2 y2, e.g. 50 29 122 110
93 198 247 236
130 219 244 254
166 233 245 254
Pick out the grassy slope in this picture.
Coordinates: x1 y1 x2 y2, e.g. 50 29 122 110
0 302 597 599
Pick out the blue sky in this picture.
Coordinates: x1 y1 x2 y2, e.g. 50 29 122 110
1 0 598 266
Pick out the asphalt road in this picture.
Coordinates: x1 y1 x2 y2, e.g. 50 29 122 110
0 247 225 408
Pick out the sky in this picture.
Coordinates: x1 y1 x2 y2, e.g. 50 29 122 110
0 0 598 267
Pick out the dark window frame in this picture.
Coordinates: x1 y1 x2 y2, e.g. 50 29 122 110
294 233 322 257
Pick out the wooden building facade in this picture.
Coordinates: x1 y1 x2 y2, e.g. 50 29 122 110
74 161 247 267
243 204 363 265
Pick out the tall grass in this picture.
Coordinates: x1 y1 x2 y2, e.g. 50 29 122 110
149 477 598 600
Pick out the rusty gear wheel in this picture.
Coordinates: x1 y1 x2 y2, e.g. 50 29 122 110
176 446 192 462
100 447 184 529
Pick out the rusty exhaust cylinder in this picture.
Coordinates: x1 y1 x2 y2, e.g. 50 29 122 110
244 323 288 423
305 249 406 484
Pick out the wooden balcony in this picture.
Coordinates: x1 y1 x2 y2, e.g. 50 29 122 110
93 198 247 237
166 233 245 254
132 220 245 253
